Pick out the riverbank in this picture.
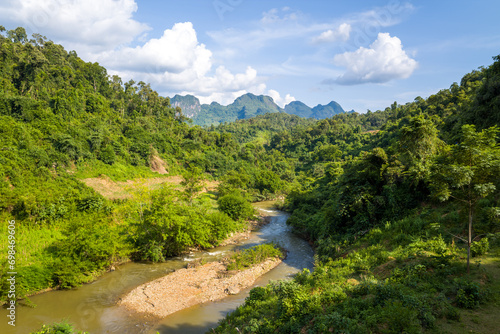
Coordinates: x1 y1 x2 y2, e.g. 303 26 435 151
118 256 282 319
0 212 270 307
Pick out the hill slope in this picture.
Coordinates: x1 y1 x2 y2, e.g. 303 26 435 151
213 56 500 334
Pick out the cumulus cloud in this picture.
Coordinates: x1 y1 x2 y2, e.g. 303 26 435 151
100 22 276 106
312 23 352 44
98 22 211 74
268 89 296 108
332 33 417 85
0 0 149 52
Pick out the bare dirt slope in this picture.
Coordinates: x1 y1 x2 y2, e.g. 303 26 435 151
81 175 218 200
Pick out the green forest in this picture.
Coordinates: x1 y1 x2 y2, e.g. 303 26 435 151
1 27 500 334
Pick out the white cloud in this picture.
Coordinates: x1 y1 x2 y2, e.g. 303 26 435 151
196 87 265 106
98 22 211 74
312 23 352 44
268 89 296 108
261 7 299 25
332 33 417 85
99 22 275 106
0 0 149 52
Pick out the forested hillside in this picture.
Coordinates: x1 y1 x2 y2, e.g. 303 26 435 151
214 58 500 333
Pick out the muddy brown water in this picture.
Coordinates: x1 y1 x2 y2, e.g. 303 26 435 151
0 201 314 333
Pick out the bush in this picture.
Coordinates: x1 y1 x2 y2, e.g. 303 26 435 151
30 321 88 334
76 196 105 213
380 300 421 334
471 237 489 257
227 244 284 271
454 279 483 309
246 286 269 306
98 144 116 165
217 192 254 221
206 211 240 244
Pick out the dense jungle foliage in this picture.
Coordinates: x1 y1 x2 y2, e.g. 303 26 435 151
213 56 500 333
1 26 500 333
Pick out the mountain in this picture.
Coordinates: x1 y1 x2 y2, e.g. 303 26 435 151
284 101 346 119
190 93 285 126
171 94 201 118
232 93 284 118
311 101 345 119
173 93 349 126
284 101 313 118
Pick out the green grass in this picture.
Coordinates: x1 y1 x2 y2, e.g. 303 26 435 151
434 251 500 334
0 223 63 268
74 160 165 181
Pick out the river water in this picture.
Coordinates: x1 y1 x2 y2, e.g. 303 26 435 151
1 201 314 334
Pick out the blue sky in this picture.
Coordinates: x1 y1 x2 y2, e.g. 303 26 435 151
1 0 500 112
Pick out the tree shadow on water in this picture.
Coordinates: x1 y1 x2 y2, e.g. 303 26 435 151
154 321 219 334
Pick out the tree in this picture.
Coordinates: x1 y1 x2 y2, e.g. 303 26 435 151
181 166 205 204
398 114 443 182
470 55 500 129
430 125 500 273
7 27 28 44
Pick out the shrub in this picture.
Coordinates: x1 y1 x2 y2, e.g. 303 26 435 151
76 196 105 213
217 192 254 221
206 211 240 243
98 144 116 165
471 237 489 257
49 215 128 287
454 279 483 309
380 300 421 334
30 321 88 334
227 244 284 271
246 286 269 306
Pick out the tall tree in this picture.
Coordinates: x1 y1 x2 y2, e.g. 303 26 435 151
181 166 205 204
430 125 500 273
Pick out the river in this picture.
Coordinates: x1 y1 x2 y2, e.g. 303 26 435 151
1 201 314 334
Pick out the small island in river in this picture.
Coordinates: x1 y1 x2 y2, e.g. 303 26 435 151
119 250 283 319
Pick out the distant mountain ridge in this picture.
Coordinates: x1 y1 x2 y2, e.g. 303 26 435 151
170 93 350 126
285 100 347 119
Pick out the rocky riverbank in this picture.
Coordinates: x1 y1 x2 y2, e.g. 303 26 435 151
118 257 282 319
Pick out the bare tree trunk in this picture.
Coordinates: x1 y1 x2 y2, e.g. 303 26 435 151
467 200 472 274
